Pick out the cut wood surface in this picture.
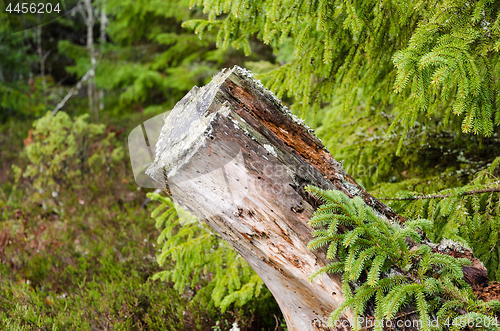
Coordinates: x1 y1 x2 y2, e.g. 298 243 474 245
146 66 491 330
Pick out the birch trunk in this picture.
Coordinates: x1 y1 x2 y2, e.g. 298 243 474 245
36 14 47 100
79 0 98 121
99 0 107 111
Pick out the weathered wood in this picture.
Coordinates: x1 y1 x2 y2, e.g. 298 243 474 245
146 66 490 330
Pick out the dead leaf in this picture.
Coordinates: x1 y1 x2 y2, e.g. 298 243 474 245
23 129 33 147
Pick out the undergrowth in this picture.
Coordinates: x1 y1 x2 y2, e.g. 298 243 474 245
0 112 284 330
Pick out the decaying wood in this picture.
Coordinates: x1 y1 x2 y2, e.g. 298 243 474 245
146 66 492 330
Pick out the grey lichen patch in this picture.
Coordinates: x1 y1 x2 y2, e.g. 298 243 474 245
236 67 268 95
264 144 278 157
436 238 469 253
384 268 404 279
369 196 391 222
331 159 345 173
146 68 235 183
231 118 239 130
226 111 254 139
218 102 231 117
342 181 361 197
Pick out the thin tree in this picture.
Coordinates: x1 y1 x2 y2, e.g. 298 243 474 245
36 13 50 101
98 0 107 111
78 0 98 121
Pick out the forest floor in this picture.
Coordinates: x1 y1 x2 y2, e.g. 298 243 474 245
0 114 285 331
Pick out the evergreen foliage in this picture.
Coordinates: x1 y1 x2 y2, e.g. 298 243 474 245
58 0 271 117
96 0 220 113
180 1 500 307
4 0 500 328
315 100 500 188
0 12 47 122
147 192 272 313
307 186 500 331
377 162 500 282
18 112 124 214
185 0 500 147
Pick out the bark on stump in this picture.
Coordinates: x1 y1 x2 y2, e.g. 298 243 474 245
146 66 489 330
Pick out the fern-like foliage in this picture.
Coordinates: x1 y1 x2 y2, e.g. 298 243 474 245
306 186 500 331
147 192 266 312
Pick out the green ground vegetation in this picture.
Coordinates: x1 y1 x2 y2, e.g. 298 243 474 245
0 111 285 330
0 1 284 329
2 0 500 330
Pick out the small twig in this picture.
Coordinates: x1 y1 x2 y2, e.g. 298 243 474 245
52 68 94 115
77 1 88 22
140 188 162 209
379 187 500 201
42 50 51 62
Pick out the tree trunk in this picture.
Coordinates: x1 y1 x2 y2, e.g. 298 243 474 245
36 14 48 101
79 0 98 121
99 0 107 111
146 66 490 330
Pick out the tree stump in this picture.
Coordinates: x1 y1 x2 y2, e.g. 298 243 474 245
145 66 489 330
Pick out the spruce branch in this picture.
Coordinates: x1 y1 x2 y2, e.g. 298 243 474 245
307 187 499 329
379 186 500 201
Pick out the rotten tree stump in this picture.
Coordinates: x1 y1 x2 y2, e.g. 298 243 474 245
145 66 490 330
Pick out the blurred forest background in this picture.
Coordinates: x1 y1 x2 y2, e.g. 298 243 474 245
2 0 500 330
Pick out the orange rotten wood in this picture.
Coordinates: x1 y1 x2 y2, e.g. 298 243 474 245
145 66 490 331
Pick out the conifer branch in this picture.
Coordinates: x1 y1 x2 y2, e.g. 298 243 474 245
307 187 498 328
380 187 500 201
